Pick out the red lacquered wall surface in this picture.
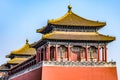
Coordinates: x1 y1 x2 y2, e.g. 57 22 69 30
42 66 118 80
10 66 118 80
11 67 42 80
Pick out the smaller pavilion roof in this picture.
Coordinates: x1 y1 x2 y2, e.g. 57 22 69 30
6 39 36 58
7 58 28 64
42 31 115 42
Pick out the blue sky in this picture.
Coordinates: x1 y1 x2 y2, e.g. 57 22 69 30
0 0 120 79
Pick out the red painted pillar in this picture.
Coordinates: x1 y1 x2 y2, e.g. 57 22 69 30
36 49 40 63
46 44 50 61
43 48 45 61
38 52 40 62
67 45 71 61
36 53 38 63
48 44 50 61
55 45 58 61
45 47 47 61
97 45 100 62
105 46 108 62
102 47 105 61
39 50 41 62
85 46 88 61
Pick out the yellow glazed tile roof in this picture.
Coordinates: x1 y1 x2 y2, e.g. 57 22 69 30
10 40 36 55
7 58 28 64
48 6 106 27
37 6 106 33
43 31 115 41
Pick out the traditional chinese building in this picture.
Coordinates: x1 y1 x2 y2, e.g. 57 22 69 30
6 39 36 67
8 5 118 80
0 40 36 80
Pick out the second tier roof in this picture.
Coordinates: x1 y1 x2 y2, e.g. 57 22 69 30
42 31 115 42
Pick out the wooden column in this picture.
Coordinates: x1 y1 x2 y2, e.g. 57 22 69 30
105 46 108 62
38 52 40 62
55 45 58 61
43 48 45 61
97 45 100 62
46 44 50 61
48 44 50 61
85 46 88 61
67 45 71 61
36 49 40 63
39 50 41 62
36 53 39 63
102 47 105 61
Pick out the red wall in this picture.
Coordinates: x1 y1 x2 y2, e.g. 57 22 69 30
42 66 118 80
11 68 42 80
10 66 118 80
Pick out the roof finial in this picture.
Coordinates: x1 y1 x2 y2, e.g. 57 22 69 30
26 39 29 44
68 5 72 12
68 0 72 12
